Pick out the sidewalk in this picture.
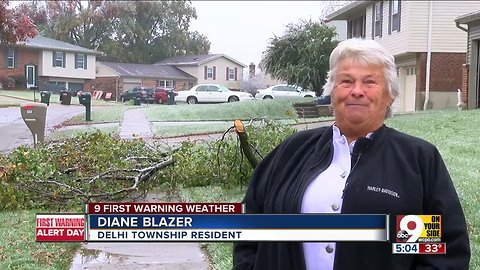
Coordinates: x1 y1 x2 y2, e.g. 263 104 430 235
119 108 154 140
71 107 211 270
70 192 210 270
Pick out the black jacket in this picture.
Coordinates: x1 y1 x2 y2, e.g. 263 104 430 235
233 125 470 270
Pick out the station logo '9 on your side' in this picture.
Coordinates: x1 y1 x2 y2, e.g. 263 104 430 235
396 215 442 243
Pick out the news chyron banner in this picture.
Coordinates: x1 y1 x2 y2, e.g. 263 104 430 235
36 214 85 242
392 215 446 255
36 203 390 242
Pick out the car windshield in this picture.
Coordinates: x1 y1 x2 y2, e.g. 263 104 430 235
218 85 230 92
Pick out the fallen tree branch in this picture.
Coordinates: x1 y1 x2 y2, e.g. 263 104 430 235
234 119 259 169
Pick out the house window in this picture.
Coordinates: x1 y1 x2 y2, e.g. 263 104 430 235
228 68 235 80
207 67 213 79
54 52 64 67
373 2 383 38
76 54 85 69
347 15 366 38
7 48 15 68
389 0 401 33
157 80 174 88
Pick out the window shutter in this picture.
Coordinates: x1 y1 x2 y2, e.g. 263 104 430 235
63 52 66 68
379 2 383 37
52 51 56 67
204 66 207 79
371 8 375 39
388 1 392 35
14 48 18 68
398 0 401 32
84 55 87 69
213 66 216 80
3 49 8 68
234 68 237 81
226 67 229 80
74 54 78 69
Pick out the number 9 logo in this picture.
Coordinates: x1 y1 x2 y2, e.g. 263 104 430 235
399 215 424 242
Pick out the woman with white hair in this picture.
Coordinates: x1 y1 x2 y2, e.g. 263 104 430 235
233 38 470 270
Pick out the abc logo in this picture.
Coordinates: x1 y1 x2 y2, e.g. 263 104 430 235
396 230 410 241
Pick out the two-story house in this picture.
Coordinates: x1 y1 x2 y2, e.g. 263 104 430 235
154 54 246 91
0 36 101 92
455 11 480 110
326 1 480 112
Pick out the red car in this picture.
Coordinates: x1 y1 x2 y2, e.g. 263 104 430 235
154 88 167 104
154 88 177 104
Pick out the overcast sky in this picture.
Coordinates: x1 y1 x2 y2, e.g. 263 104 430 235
189 1 328 68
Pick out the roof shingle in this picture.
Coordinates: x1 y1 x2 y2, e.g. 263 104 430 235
18 36 102 55
99 61 196 80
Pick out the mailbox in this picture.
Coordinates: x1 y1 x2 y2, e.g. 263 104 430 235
79 92 92 121
20 102 48 146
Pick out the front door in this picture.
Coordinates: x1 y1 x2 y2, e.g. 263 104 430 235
25 65 36 89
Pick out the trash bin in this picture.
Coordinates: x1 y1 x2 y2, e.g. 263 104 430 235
60 90 72 105
40 91 51 106
79 92 92 121
134 96 142 106
166 90 176 105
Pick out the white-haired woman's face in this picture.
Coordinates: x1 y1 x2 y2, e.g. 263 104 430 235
332 58 393 135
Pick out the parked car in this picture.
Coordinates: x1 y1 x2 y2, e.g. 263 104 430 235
176 84 254 104
255 84 316 100
316 95 331 105
120 87 155 103
154 88 177 104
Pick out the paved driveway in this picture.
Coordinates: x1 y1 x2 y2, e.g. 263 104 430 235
0 103 85 153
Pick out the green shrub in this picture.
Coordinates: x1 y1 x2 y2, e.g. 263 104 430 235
171 119 296 189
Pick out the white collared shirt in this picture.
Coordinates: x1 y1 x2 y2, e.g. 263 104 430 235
301 125 371 270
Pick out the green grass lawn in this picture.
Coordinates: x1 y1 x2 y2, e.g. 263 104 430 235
179 109 480 270
144 99 300 121
63 107 129 125
46 126 119 141
0 211 79 270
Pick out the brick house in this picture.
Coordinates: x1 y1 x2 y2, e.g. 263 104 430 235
455 11 480 109
326 1 480 112
154 54 246 91
95 62 197 100
0 36 101 92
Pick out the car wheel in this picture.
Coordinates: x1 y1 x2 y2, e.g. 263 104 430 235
187 96 197 104
304 95 313 98
228 96 239 102
263 95 273 99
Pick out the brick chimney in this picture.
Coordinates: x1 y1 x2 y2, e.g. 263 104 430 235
249 62 256 78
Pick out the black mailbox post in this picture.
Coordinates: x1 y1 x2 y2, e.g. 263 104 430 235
79 92 92 121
